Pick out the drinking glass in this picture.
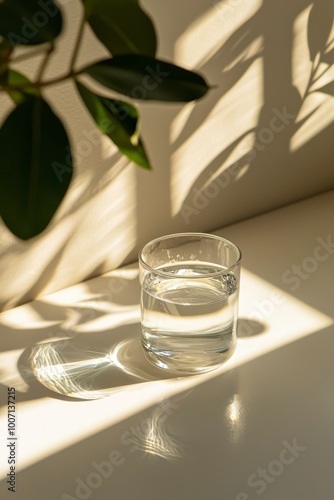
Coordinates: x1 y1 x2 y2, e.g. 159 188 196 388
139 233 241 373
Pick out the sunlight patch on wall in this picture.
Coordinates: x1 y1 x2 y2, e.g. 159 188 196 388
170 103 197 143
291 5 334 153
175 0 261 68
171 59 263 215
292 6 313 98
291 94 334 153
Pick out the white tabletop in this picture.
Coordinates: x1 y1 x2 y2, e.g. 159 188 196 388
1 190 333 500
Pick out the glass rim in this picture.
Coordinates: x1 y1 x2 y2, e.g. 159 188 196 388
138 232 242 278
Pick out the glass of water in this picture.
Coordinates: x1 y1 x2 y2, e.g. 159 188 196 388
139 233 241 374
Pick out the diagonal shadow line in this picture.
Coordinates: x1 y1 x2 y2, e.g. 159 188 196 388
171 54 261 153
178 128 255 211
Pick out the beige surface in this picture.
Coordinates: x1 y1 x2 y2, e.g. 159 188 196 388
0 190 333 499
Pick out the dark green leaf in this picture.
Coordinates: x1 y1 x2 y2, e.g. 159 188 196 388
0 38 13 82
83 55 209 101
0 96 72 239
0 0 62 46
307 3 334 60
76 81 150 169
0 38 11 49
314 81 334 96
6 70 39 105
0 38 13 62
82 0 156 56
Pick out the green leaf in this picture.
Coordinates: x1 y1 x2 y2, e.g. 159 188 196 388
76 81 151 169
0 38 13 61
82 0 156 56
6 70 39 105
0 0 63 46
0 38 13 81
0 96 72 240
307 3 334 60
83 55 209 102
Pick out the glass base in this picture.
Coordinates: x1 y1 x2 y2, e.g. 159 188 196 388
142 338 236 375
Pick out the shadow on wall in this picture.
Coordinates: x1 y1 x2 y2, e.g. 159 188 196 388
136 0 334 241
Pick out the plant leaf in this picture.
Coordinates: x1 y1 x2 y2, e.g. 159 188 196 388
76 81 151 169
6 70 39 105
0 0 62 46
0 96 72 239
307 3 334 60
81 0 156 56
314 81 334 96
0 38 13 82
83 55 209 101
0 38 13 63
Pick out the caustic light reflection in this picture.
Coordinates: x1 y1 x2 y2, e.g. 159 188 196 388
29 334 165 400
225 394 245 443
133 405 183 461
30 341 116 400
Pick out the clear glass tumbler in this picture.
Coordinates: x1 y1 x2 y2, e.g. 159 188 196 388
139 233 241 373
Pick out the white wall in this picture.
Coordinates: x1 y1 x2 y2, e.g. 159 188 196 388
0 0 333 310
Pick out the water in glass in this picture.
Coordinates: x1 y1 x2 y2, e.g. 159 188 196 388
141 262 238 372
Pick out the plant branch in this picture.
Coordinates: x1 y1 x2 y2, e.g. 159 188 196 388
69 13 86 72
11 46 49 64
0 69 83 93
0 13 86 93
36 42 55 84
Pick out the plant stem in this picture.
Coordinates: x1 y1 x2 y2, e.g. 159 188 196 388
69 13 86 72
11 46 49 64
0 14 87 94
1 45 54 75
0 69 82 93
36 42 55 84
